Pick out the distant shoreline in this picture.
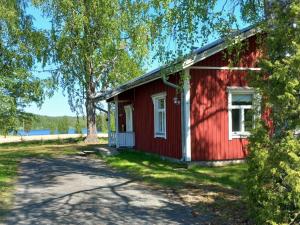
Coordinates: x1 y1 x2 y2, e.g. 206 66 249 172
0 133 108 143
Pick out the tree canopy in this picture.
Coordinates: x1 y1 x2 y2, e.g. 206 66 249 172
33 0 157 142
0 0 49 136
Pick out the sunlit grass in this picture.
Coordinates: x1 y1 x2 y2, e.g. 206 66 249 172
102 150 247 190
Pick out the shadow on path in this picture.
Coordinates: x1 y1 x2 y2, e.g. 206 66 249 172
4 157 202 225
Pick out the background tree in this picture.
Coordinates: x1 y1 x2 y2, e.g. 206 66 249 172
23 117 33 135
57 116 69 134
0 0 49 134
34 0 155 143
75 117 84 134
96 112 108 133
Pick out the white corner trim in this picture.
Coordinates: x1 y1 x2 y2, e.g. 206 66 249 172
190 66 261 71
184 69 191 161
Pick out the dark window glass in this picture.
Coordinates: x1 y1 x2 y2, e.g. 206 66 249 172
244 109 253 131
232 94 253 105
232 109 241 132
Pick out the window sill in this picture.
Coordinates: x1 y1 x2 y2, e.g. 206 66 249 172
231 132 250 139
154 134 167 139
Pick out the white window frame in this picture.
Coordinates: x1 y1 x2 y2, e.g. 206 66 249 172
124 105 133 132
151 92 167 139
227 87 257 140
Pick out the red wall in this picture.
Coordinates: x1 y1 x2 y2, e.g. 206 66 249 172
118 76 182 159
115 36 260 161
190 36 260 161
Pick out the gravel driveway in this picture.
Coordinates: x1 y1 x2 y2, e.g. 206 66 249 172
4 157 199 225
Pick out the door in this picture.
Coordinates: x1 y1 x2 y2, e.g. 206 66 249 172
124 105 133 132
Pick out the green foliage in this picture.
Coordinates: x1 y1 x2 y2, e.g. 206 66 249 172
0 0 49 133
14 113 109 134
23 118 33 135
33 0 149 137
57 116 69 134
246 124 300 225
96 112 108 132
75 118 83 134
245 2 300 224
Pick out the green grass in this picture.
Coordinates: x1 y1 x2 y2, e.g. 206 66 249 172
0 137 107 220
102 150 247 190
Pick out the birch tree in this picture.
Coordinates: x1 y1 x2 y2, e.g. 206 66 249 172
34 0 153 143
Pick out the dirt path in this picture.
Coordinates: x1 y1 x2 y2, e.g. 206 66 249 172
3 157 201 225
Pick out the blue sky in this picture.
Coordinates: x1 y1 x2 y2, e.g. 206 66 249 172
25 2 245 117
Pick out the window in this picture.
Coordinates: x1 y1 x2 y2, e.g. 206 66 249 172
152 92 167 138
124 105 133 132
228 87 257 139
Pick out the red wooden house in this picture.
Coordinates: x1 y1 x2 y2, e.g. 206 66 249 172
102 26 262 165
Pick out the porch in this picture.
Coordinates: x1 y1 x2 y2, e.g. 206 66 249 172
109 131 135 148
107 96 135 148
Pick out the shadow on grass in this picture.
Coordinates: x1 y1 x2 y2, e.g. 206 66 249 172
103 149 247 191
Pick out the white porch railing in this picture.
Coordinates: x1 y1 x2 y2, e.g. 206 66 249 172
109 132 116 146
109 132 135 148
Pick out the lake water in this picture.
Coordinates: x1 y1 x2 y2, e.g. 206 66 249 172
15 128 90 136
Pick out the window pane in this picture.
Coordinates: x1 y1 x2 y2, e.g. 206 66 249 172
162 112 165 132
158 112 163 132
244 109 253 131
158 98 165 109
232 94 253 105
232 109 241 132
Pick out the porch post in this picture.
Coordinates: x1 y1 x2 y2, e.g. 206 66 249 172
107 102 112 147
114 96 119 148
183 69 191 161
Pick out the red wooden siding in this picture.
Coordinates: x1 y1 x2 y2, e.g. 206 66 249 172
190 36 260 161
118 76 182 159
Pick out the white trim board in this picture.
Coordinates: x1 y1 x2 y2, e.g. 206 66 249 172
190 66 261 71
183 69 191 161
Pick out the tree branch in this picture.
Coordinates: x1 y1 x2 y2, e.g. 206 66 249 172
94 103 108 114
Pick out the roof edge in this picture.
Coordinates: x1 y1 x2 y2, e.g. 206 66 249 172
102 25 259 101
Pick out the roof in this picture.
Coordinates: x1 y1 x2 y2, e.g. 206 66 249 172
100 25 258 101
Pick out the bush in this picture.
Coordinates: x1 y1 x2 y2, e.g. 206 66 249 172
246 123 300 225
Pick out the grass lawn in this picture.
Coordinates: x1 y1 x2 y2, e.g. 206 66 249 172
103 150 247 189
0 138 107 221
100 150 249 224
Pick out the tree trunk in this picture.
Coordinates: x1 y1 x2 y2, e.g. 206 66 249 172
85 97 98 143
85 76 98 143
